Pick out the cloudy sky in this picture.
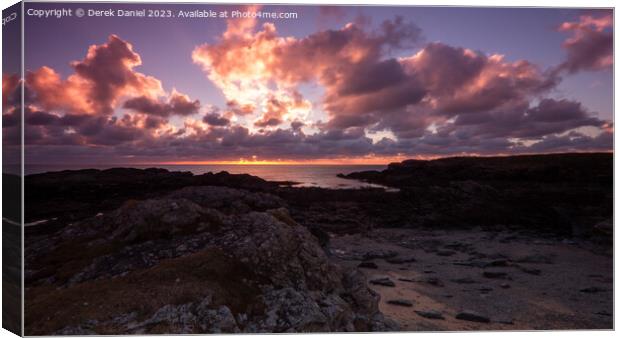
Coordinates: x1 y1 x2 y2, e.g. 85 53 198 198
3 3 613 165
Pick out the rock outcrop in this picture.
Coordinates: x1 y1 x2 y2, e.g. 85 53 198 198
25 186 397 334
337 153 612 236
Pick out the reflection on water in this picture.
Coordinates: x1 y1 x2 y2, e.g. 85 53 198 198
26 164 394 190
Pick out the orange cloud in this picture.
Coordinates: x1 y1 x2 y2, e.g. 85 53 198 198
27 35 165 116
192 16 421 131
26 66 93 114
2 73 20 113
192 17 317 131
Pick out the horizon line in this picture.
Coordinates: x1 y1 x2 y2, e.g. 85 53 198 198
22 151 613 167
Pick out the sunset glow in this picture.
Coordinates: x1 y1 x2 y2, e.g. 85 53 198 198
3 4 613 166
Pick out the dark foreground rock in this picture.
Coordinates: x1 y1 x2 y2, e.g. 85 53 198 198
455 311 491 323
21 153 613 332
24 186 397 334
414 311 445 320
24 168 279 224
369 277 396 287
337 153 612 237
386 299 413 307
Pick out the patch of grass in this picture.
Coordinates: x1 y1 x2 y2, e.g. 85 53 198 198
25 248 266 335
34 239 125 285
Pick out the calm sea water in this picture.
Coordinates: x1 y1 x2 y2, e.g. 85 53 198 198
25 164 391 190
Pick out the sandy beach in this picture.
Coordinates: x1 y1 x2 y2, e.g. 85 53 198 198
330 227 612 330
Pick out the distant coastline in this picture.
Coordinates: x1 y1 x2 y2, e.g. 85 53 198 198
24 163 393 190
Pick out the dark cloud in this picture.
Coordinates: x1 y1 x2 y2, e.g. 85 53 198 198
449 98 606 139
4 15 612 164
2 110 20 128
203 112 230 126
524 130 612 153
290 120 305 132
26 110 59 126
123 92 200 117
404 43 558 115
557 13 613 73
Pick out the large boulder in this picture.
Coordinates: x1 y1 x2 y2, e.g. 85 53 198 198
26 190 397 334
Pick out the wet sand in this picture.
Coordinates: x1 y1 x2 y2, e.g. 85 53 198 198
329 228 613 330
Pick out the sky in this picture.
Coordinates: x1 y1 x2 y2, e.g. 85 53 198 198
2 3 614 165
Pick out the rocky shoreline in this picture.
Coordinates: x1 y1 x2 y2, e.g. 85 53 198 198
21 153 612 333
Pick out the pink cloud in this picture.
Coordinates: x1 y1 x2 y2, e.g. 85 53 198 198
558 13 613 73
2 73 20 112
123 90 201 117
3 14 612 163
403 43 557 115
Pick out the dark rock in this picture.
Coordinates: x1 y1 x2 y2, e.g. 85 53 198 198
338 153 612 235
25 168 279 223
450 277 477 284
453 261 487 268
514 254 554 264
386 256 417 264
425 277 444 287
518 266 542 275
386 299 413 307
593 220 612 236
484 259 510 267
369 277 396 287
455 311 490 323
25 191 396 333
436 250 456 257
397 278 416 283
415 310 444 320
483 271 508 279
500 283 510 289
580 286 606 293
133 296 240 333
358 261 379 269
363 250 398 261
308 226 330 248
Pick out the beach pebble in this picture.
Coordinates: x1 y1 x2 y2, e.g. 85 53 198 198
386 256 417 264
358 261 378 269
370 277 396 287
580 286 606 293
363 249 398 260
519 266 542 275
415 310 445 320
483 271 508 279
455 311 490 323
451 277 477 284
425 277 444 287
387 299 413 307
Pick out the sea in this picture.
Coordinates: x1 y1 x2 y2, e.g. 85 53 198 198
25 164 393 190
